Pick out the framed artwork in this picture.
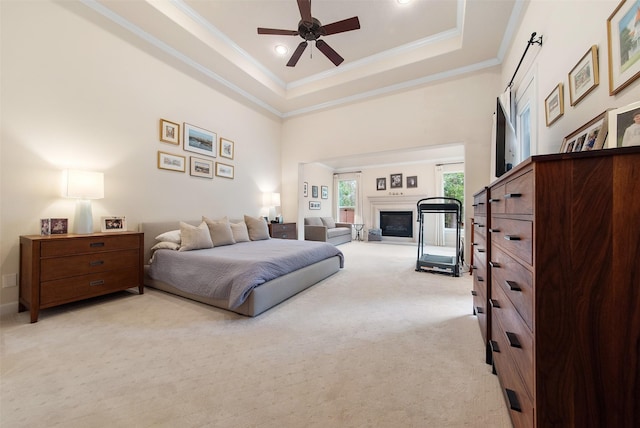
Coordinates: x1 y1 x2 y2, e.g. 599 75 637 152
321 185 328 199
159 119 180 145
568 45 599 106
219 137 234 159
40 219 51 236
190 156 213 178
607 101 640 148
309 201 321 210
158 151 186 172
183 123 216 157
390 173 403 188
311 185 318 198
50 218 68 234
407 176 418 188
101 216 126 232
215 162 234 179
544 83 564 126
606 0 640 95
560 111 609 153
376 177 386 191
303 182 308 197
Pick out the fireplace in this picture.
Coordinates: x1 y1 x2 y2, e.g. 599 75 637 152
380 211 413 238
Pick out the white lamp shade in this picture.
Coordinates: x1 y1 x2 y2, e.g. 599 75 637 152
262 192 281 207
62 170 104 199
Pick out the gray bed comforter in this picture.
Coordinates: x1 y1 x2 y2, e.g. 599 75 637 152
149 239 344 308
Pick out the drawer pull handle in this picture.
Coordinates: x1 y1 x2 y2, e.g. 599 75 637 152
90 280 105 286
504 235 521 241
504 193 522 199
506 280 521 291
478 202 485 205
490 340 500 353
489 299 500 308
489 261 501 268
506 389 522 412
506 332 522 348
477 248 485 253
472 203 478 207
488 228 500 233
471 290 478 296
471 265 477 270
488 198 501 203
90 260 104 267
477 224 485 228
475 306 484 314
90 242 105 248
477 276 484 282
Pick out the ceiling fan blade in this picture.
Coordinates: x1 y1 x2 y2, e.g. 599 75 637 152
315 39 344 66
297 0 312 25
321 16 360 36
287 41 308 67
257 28 299 36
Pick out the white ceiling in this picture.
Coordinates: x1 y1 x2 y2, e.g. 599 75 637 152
84 0 521 118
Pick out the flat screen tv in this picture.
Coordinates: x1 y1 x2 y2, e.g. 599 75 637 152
495 97 517 178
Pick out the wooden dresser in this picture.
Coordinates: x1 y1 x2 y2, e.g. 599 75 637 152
19 231 144 323
471 187 491 364
484 146 640 427
268 222 297 240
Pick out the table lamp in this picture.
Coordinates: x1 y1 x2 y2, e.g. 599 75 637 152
62 169 104 234
263 192 281 222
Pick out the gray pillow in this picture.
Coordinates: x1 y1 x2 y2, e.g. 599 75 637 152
244 215 270 241
321 217 336 229
305 217 323 226
230 221 250 242
178 221 213 251
203 216 236 246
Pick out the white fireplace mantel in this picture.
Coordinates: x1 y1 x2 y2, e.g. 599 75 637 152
366 194 428 241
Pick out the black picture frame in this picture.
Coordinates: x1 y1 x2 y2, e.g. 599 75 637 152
390 173 403 188
311 185 318 198
321 185 328 199
407 176 417 188
376 177 386 190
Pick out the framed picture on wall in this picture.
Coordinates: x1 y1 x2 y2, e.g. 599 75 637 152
407 176 418 188
544 83 564 126
321 185 328 199
183 123 216 157
159 119 180 145
607 101 640 148
303 182 308 197
158 151 186 172
219 137 234 159
190 156 213 178
312 185 318 198
390 173 403 188
215 162 234 179
606 0 640 95
309 201 321 210
376 177 386 191
568 45 599 106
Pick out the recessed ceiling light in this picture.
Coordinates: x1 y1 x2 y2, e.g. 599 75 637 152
397 0 411 4
274 45 288 56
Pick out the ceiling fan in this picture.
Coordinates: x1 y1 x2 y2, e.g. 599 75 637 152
257 0 361 67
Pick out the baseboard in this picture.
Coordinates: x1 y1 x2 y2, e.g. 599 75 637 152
0 301 19 317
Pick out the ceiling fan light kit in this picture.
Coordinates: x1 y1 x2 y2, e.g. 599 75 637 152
257 0 360 67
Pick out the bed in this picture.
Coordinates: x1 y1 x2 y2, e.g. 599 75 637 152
139 218 344 316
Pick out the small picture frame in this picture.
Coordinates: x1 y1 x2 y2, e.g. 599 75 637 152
560 111 609 153
407 176 418 188
390 173 403 189
158 151 186 172
606 0 640 95
309 201 321 210
215 162 234 179
50 218 68 235
183 122 216 157
311 185 318 198
219 138 234 159
101 216 126 232
376 177 386 191
607 101 640 148
40 218 51 236
568 45 599 106
159 119 180 145
545 83 564 126
303 182 308 197
321 185 328 199
190 156 213 178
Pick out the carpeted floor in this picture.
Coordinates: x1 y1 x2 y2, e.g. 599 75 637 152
0 241 511 427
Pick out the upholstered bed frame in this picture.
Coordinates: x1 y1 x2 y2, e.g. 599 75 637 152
139 220 342 316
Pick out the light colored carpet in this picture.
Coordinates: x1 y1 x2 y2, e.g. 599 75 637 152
0 242 511 427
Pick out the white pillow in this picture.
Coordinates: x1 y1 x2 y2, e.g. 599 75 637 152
244 215 270 241
230 221 250 242
151 241 180 252
203 216 236 246
155 229 181 244
178 221 213 251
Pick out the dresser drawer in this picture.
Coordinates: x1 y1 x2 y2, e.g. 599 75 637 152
489 183 506 214
490 218 533 265
40 267 140 307
491 246 533 331
473 264 488 299
40 249 139 281
492 285 534 400
491 326 534 428
473 190 487 214
473 215 487 240
41 235 141 257
472 285 488 342
269 223 297 239
504 170 533 214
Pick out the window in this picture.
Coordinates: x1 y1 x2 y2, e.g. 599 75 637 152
337 179 356 223
443 172 464 228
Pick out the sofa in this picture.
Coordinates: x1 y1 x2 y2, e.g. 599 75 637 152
304 217 352 246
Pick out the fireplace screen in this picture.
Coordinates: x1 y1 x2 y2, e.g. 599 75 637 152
380 211 413 238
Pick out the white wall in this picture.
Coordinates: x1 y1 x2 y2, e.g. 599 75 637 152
0 1 282 309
